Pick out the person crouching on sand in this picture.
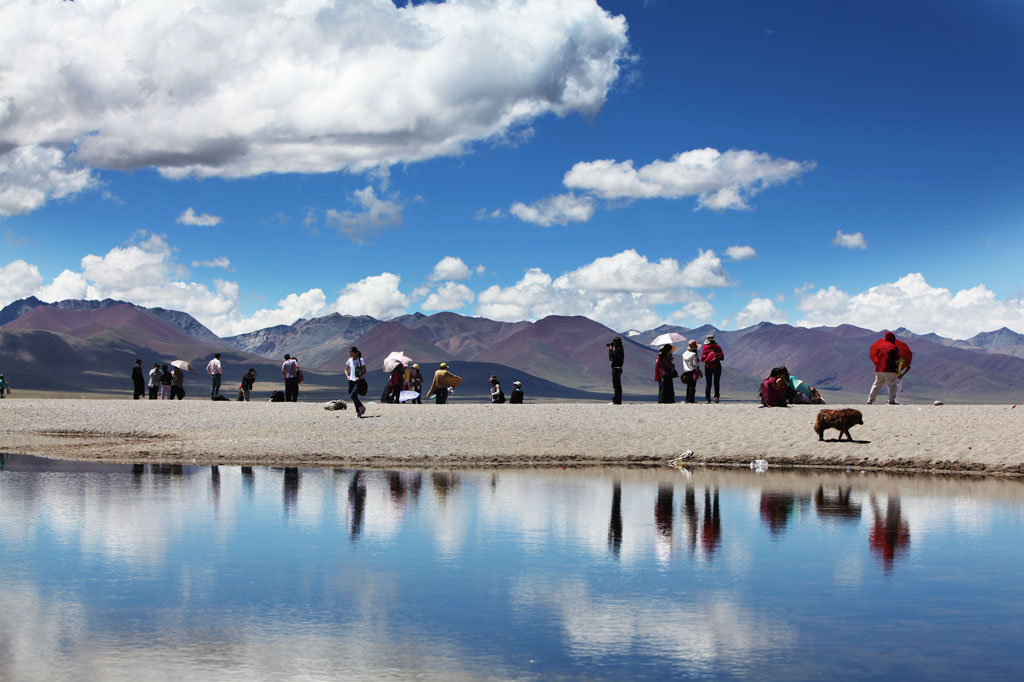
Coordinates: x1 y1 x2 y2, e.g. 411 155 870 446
489 375 505 403
509 380 524 404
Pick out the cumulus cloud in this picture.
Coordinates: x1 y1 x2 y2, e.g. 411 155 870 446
667 301 715 326
833 230 867 249
0 145 96 217
724 245 756 261
325 187 403 242
332 273 410 319
422 282 475 311
797 273 1024 338
0 260 44 306
176 208 223 227
562 148 814 210
429 256 472 282
509 193 595 227
36 270 92 302
0 0 629 214
475 249 731 331
733 297 787 328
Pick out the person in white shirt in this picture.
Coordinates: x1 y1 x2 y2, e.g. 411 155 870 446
679 339 701 404
147 362 160 400
281 354 299 402
206 353 223 400
345 346 367 418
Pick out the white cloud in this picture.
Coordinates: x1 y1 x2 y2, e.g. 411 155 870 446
176 208 223 227
422 282 475 311
332 273 410 320
429 256 472 282
667 301 715 326
562 148 814 210
325 186 403 242
733 297 787 328
36 270 92 302
833 230 867 249
235 289 330 333
191 257 232 270
724 245 757 261
0 145 96 217
509 193 595 227
0 0 628 213
797 273 1024 338
0 260 44 306
474 248 731 331
475 265 486 275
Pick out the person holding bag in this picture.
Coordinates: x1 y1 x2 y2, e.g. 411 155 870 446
679 339 701 404
346 346 367 418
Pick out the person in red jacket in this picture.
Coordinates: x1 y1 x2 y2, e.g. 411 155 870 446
655 344 676 403
867 331 901 405
700 335 724 404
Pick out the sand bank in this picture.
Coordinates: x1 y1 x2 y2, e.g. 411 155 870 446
0 399 1022 475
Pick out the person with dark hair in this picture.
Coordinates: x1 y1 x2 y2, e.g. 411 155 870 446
282 353 300 402
509 380 524 404
206 353 223 400
346 347 367 417
489 375 505 403
760 368 789 407
409 364 423 404
608 337 624 405
170 366 185 400
0 373 10 398
240 368 257 402
700 335 725 404
655 344 677 404
131 359 145 399
147 362 160 399
159 364 172 399
867 331 901 405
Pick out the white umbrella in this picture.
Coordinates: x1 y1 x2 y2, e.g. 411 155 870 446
383 351 412 373
650 332 688 347
170 360 193 372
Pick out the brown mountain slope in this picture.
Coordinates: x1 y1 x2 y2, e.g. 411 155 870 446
320 321 448 373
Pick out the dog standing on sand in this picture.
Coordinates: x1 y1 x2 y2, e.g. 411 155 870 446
815 408 864 441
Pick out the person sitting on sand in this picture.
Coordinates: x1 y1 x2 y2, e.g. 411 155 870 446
509 380 524 404
760 368 789 407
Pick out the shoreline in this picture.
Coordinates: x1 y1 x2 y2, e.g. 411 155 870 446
1 399 1022 476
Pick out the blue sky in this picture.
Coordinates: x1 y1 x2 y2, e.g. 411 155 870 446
2 0 1022 339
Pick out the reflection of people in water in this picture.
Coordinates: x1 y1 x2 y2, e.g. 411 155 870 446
701 486 721 557
814 485 862 523
869 494 910 574
760 491 808 537
683 485 698 555
348 471 366 541
654 483 674 560
608 480 622 557
431 472 459 503
283 467 299 514
210 465 221 510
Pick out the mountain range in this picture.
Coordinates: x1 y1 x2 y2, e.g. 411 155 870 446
2 297 1023 403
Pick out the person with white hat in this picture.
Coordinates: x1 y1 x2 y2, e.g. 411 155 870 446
509 380 524 404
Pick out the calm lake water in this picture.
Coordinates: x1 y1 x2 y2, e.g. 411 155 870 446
1 454 1023 681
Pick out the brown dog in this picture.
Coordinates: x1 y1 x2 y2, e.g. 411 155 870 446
814 408 863 441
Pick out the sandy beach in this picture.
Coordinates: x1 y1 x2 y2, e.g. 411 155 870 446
1 399 1022 475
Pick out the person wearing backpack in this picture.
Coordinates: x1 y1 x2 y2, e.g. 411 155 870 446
282 354 300 402
346 346 367 418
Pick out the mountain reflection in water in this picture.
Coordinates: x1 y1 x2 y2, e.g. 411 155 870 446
1 453 1023 680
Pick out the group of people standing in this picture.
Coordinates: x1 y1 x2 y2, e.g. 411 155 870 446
611 334 725 405
131 359 186 400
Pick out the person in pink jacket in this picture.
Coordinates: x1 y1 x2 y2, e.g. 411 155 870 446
700 335 725 404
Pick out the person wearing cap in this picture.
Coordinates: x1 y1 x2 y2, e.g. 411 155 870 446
427 363 461 404
700 335 725 404
655 343 677 404
679 339 701 404
408 363 423 404
509 380 524 404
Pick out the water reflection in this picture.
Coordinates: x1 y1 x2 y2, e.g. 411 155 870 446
1 456 1022 680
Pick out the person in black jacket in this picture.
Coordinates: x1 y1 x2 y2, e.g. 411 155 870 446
608 337 624 405
509 380 524 404
131 359 145 400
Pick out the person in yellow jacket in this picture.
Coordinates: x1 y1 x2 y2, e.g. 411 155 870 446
426 362 462 404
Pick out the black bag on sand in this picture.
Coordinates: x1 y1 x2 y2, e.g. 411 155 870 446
212 395 231 401
269 390 285 403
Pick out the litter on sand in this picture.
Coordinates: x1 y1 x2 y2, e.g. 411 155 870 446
750 459 769 472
